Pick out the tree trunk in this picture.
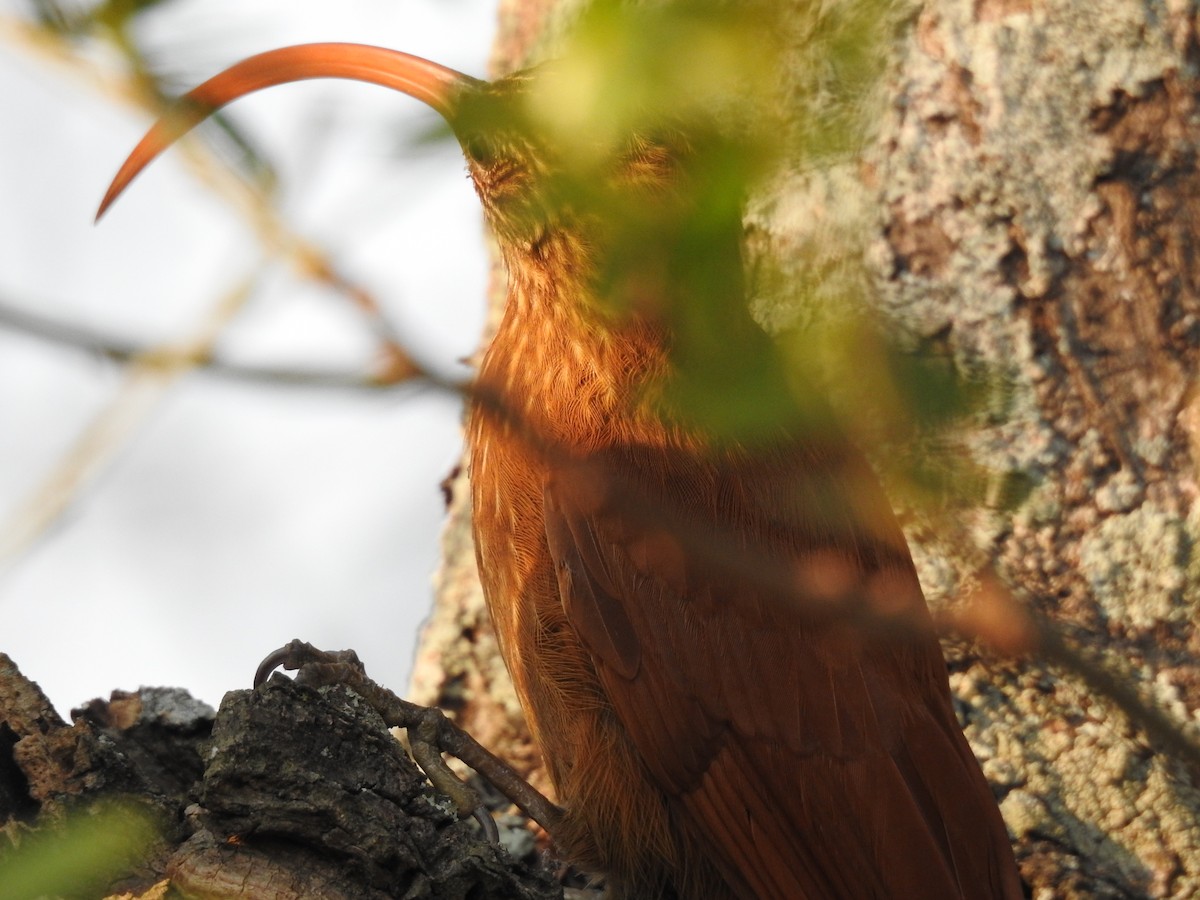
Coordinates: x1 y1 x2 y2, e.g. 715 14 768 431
874 1 1200 895
412 1 1200 897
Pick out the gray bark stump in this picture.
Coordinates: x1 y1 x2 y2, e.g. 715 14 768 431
0 654 560 898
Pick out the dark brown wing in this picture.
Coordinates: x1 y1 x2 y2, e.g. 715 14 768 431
543 440 1021 899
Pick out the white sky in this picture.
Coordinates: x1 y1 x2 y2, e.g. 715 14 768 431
0 0 498 715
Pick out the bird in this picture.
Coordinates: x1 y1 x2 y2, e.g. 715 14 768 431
99 42 1023 900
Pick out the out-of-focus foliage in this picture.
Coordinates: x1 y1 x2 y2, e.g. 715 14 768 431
0 798 160 899
525 0 783 165
455 0 971 454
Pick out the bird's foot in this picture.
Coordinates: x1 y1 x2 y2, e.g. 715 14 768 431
254 639 563 844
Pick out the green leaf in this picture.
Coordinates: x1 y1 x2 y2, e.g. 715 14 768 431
0 799 161 900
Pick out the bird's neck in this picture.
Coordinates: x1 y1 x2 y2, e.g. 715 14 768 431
477 231 672 452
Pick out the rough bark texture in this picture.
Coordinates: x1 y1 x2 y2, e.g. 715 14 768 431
870 2 1200 896
410 1 1200 898
0 654 559 899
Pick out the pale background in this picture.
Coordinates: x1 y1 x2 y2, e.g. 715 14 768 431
0 0 498 715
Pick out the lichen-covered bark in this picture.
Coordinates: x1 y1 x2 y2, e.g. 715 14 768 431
414 0 1200 896
866 2 1200 895
760 0 1200 894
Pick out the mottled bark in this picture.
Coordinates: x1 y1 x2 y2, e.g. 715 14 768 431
869 2 1200 895
413 1 1200 897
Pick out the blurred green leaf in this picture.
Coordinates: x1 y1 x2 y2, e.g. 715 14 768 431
91 0 178 34
525 0 784 170
0 799 161 900
987 468 1037 512
463 0 976 454
885 344 980 428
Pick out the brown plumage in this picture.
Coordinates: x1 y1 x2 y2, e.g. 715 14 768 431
100 43 1023 899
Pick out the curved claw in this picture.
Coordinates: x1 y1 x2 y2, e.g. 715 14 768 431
253 639 364 688
472 806 500 845
96 42 478 221
253 643 297 688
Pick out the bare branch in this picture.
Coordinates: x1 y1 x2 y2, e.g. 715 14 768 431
0 297 422 392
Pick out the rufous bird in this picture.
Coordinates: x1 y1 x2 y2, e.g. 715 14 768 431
99 42 1023 899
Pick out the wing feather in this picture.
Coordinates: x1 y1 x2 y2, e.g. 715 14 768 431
543 440 1021 898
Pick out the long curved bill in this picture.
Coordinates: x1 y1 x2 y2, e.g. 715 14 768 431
96 42 477 221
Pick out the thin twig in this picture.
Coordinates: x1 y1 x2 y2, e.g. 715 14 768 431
1031 614 1200 770
0 297 423 392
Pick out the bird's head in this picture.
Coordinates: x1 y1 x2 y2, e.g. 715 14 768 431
95 39 794 441
96 43 680 253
